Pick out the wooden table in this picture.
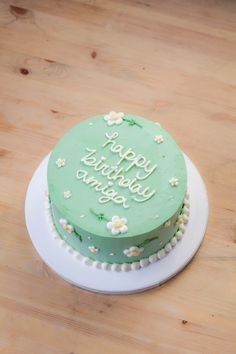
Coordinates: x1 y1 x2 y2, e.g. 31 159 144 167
0 1 235 353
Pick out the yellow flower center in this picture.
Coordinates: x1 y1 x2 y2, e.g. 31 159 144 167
178 218 184 224
130 250 138 256
111 113 119 121
114 220 122 229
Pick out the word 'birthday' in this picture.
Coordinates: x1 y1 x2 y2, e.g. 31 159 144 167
76 132 157 209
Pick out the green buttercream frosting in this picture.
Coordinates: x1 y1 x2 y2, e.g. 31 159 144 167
47 113 187 263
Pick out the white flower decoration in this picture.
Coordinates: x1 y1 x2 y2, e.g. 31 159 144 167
154 135 164 144
59 218 74 233
164 220 171 228
56 158 66 167
169 177 179 186
107 216 128 235
63 190 72 199
123 246 144 257
88 246 99 254
176 214 188 226
104 111 124 126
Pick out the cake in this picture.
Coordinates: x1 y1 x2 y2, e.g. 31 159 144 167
46 112 189 271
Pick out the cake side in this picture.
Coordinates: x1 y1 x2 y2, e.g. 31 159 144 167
49 198 186 263
45 194 190 271
47 113 187 264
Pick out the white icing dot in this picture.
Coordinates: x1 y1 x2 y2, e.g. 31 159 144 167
86 258 93 266
149 253 157 263
176 231 183 240
184 200 190 207
165 243 172 253
75 252 83 261
60 240 67 248
121 263 131 272
116 264 122 272
131 262 141 271
106 263 112 271
140 258 149 268
87 236 92 240
183 207 190 215
67 247 74 254
154 214 159 219
101 156 106 160
171 237 177 247
101 262 109 270
111 263 121 272
109 252 115 256
83 257 92 266
93 260 101 269
79 214 85 218
89 122 93 126
108 181 113 186
49 224 54 233
157 249 165 259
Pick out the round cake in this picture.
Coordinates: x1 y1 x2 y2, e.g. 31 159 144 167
47 112 189 269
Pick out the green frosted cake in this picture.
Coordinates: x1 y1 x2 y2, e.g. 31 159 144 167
47 112 189 271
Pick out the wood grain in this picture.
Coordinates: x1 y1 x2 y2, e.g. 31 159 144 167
0 0 236 353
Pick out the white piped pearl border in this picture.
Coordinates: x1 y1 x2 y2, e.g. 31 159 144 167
44 193 190 272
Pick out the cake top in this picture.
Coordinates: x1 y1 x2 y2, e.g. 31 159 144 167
47 113 187 238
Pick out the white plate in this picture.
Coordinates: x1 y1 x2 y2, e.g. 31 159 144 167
25 154 208 294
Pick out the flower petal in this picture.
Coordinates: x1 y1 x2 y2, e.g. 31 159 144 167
111 228 120 235
120 225 128 233
107 222 113 229
129 246 138 252
59 218 67 225
120 218 127 224
111 216 119 222
67 225 74 233
107 120 114 126
115 118 123 125
118 112 124 118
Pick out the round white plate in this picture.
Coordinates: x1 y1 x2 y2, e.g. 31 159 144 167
25 154 208 294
